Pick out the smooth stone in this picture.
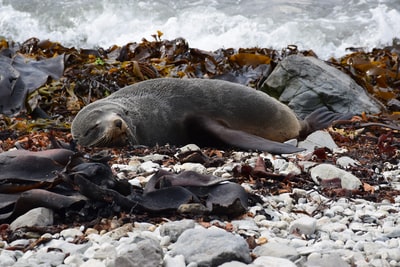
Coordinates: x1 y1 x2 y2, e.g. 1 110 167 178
173 162 207 174
80 259 106 267
276 161 302 176
0 250 17 266
141 153 170 162
45 239 92 255
159 219 196 242
298 130 338 151
103 223 134 240
306 253 350 267
92 243 117 260
231 219 259 231
218 260 249 267
310 163 362 190
252 256 297 267
336 156 360 168
16 250 66 267
9 239 30 247
163 254 186 267
10 207 54 231
111 238 163 267
138 161 160 173
386 248 400 261
252 242 299 260
64 254 85 266
385 228 400 238
112 163 138 173
60 228 84 239
177 144 201 154
170 226 251 266
289 216 317 236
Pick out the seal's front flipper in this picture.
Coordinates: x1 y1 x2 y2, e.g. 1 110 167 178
300 107 354 138
185 116 304 154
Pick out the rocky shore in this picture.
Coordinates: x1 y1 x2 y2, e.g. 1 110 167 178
0 37 399 266
1 132 400 267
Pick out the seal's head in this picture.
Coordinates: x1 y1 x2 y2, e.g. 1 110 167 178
71 109 135 147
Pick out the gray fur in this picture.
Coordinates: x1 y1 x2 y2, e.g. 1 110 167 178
71 78 308 152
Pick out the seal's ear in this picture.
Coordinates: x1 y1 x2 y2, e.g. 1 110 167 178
184 115 304 154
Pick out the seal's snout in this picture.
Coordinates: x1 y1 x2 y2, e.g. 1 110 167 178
114 119 123 129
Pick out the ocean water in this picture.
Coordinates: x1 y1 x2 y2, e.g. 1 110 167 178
0 0 399 58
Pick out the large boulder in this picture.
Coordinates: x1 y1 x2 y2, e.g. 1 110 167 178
260 55 383 118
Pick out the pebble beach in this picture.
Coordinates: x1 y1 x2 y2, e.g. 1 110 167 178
1 136 400 267
1 1 399 266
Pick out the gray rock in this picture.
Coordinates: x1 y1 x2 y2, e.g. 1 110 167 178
310 163 362 190
173 162 207 174
252 242 299 261
111 238 163 267
10 207 54 231
305 253 350 267
289 216 317 236
298 130 338 151
336 156 360 169
177 144 201 154
160 219 196 242
14 250 66 267
44 239 92 255
260 55 383 118
252 256 297 267
138 161 160 173
0 250 18 266
81 259 106 267
218 260 249 267
170 226 251 267
60 228 84 239
163 254 186 267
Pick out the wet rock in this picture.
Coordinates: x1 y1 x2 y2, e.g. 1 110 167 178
310 163 362 190
170 226 251 266
10 207 53 231
260 54 383 118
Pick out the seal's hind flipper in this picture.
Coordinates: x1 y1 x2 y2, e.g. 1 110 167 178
185 116 304 154
300 107 354 138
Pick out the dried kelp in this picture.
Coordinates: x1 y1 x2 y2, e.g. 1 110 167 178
0 148 248 223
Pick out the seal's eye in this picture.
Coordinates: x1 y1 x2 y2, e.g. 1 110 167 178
114 119 122 129
84 123 99 137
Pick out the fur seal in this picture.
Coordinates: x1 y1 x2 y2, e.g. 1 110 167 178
71 78 349 154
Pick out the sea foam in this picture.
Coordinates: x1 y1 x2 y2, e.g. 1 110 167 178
0 0 399 59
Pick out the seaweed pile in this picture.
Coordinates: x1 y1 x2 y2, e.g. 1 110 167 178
0 36 398 222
